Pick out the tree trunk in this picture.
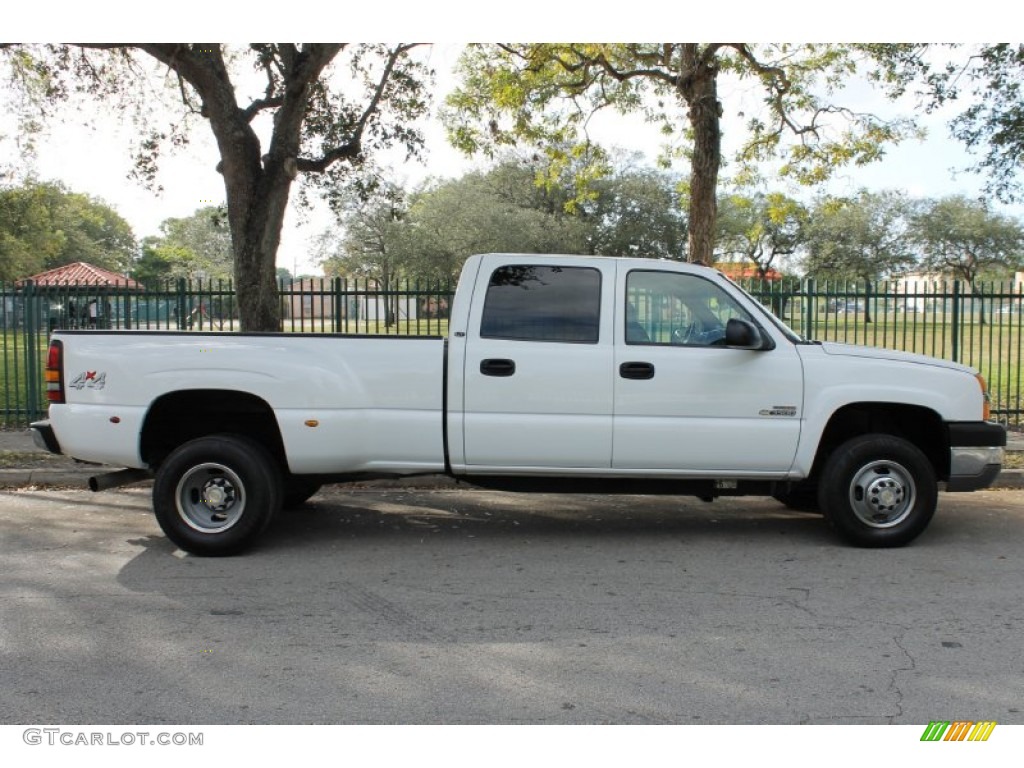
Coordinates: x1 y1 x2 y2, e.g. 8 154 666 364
381 265 396 327
230 170 294 332
681 47 722 266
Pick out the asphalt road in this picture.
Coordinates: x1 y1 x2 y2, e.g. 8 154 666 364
1 485 1022 725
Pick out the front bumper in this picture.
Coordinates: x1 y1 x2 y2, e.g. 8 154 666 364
30 420 62 456
946 421 1006 492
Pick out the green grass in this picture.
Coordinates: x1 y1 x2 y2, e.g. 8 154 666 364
2 332 49 425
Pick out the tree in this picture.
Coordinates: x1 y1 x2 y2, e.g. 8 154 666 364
804 190 918 322
715 191 807 279
444 44 915 267
864 44 1024 203
133 242 190 287
3 44 431 330
910 195 1024 284
316 181 409 325
0 183 58 282
385 160 593 282
580 164 687 259
132 206 234 284
0 180 136 282
322 160 685 285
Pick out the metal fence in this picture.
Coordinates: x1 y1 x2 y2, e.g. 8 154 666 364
2 276 1022 427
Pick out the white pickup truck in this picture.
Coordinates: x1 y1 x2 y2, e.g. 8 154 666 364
32 253 1005 555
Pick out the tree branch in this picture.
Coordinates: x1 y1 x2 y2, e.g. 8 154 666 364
242 96 284 122
295 43 419 174
732 44 791 97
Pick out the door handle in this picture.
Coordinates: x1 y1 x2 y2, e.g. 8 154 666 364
480 358 516 377
619 361 655 380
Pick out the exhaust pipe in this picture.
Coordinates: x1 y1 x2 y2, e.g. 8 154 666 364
89 468 152 492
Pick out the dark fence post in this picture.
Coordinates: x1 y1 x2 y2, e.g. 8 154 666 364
23 280 41 421
803 278 816 339
951 279 961 363
175 278 188 331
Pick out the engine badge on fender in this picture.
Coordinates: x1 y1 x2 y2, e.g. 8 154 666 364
759 405 797 417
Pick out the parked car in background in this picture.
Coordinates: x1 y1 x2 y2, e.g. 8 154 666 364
827 299 865 314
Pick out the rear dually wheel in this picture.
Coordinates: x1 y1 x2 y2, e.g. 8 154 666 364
152 434 282 556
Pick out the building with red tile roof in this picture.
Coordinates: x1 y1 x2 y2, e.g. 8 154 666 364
714 261 783 282
17 262 144 290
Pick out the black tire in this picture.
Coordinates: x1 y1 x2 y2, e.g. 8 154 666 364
772 480 820 513
152 434 282 556
282 477 322 509
818 433 937 548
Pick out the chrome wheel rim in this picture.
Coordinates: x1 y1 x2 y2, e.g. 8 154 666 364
849 459 916 528
175 462 246 533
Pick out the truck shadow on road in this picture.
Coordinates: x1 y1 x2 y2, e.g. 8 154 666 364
115 491 833 592
258 493 839 552
261 490 831 552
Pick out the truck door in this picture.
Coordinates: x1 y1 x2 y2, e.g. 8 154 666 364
460 258 615 470
613 267 803 474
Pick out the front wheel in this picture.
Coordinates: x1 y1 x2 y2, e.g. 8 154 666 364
153 435 282 556
818 434 937 548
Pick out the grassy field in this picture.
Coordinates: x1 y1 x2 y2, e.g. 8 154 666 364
1 332 48 426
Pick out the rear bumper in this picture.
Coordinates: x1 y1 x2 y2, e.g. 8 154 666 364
946 421 1005 492
30 420 62 456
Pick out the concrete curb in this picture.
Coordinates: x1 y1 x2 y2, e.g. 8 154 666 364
0 467 99 488
3 466 1023 490
990 469 1024 489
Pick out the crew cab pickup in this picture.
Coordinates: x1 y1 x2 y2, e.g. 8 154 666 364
32 253 1006 555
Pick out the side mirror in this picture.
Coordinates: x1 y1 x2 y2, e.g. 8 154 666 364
725 318 766 350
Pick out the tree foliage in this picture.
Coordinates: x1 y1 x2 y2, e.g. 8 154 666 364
317 159 686 284
0 179 136 282
864 44 1024 203
405 161 593 280
132 206 234 285
579 163 687 259
317 181 408 282
2 43 432 329
715 191 807 278
444 43 916 267
803 190 918 281
910 195 1024 283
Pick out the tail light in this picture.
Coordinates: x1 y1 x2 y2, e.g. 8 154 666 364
45 340 65 404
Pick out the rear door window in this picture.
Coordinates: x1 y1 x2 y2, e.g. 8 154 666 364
480 265 602 343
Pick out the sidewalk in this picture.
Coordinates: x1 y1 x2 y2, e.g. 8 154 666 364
4 427 1024 489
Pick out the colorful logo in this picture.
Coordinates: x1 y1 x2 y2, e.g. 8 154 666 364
68 371 107 391
920 721 997 742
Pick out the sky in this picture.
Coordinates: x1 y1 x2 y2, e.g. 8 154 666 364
3 9 1021 277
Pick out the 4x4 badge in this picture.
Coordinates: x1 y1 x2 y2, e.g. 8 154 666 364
69 371 107 391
